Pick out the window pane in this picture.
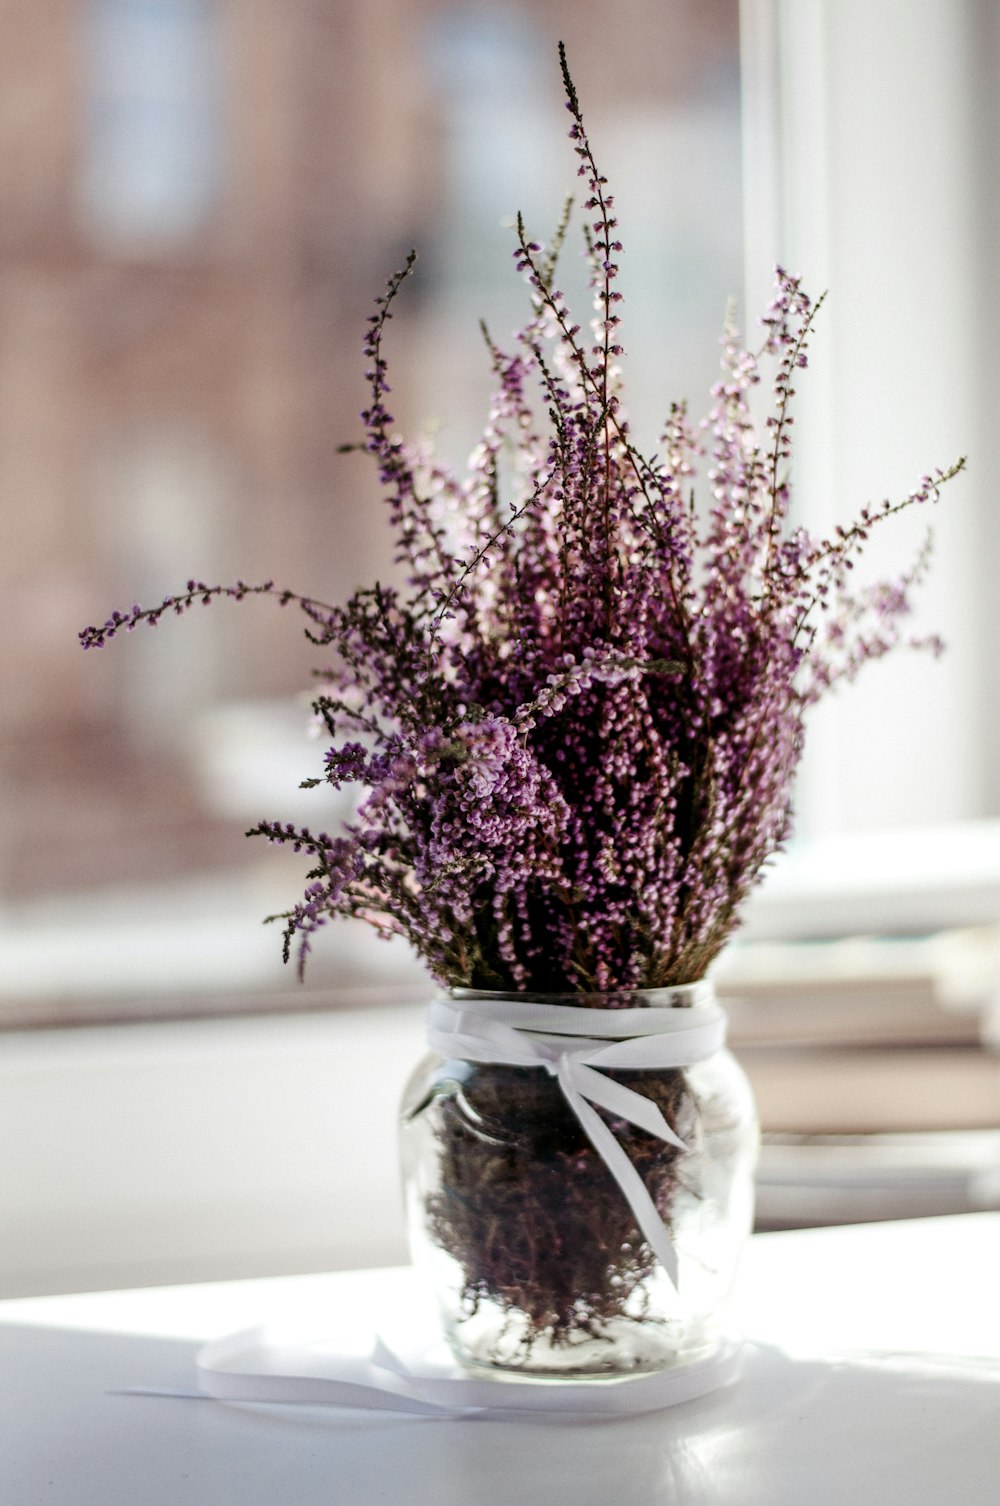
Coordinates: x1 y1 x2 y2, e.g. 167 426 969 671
79 0 224 246
0 0 743 1025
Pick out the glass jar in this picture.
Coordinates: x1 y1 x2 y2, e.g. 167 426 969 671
399 984 758 1380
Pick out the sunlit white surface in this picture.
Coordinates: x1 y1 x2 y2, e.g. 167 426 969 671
6 1213 997 1360
742 820 1000 940
1 1216 998 1504
731 1213 1000 1358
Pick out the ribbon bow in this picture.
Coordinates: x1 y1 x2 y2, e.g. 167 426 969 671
425 988 726 1291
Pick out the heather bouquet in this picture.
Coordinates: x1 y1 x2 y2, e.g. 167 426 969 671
82 61 960 999
82 47 963 1379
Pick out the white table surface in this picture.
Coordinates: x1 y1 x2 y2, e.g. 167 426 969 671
2 1213 999 1505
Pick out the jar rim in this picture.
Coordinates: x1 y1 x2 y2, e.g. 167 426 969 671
447 981 715 1010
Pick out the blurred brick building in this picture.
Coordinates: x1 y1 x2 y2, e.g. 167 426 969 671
0 0 739 897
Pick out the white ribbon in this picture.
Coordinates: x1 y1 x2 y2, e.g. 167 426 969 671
190 1322 743 1418
425 987 726 1291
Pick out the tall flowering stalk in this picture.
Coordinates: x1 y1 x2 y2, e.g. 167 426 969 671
81 44 963 997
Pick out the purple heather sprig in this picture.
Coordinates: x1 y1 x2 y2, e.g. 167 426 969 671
81 45 965 993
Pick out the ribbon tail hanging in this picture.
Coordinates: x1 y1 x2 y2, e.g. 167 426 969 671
569 1059 688 1151
556 1057 681 1290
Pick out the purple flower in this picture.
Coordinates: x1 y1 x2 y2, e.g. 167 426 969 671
80 46 966 992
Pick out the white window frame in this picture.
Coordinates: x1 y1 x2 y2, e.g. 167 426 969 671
739 0 984 847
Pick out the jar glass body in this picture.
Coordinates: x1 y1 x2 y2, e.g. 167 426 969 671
398 986 758 1380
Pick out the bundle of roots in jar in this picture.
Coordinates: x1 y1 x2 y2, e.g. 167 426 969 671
427 1063 695 1351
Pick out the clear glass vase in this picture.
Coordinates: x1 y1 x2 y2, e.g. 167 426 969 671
399 984 758 1381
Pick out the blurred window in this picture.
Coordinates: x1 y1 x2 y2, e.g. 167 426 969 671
79 0 224 247
0 0 744 1026
1 2 997 1283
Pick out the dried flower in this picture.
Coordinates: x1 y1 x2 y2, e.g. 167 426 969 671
81 44 964 993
